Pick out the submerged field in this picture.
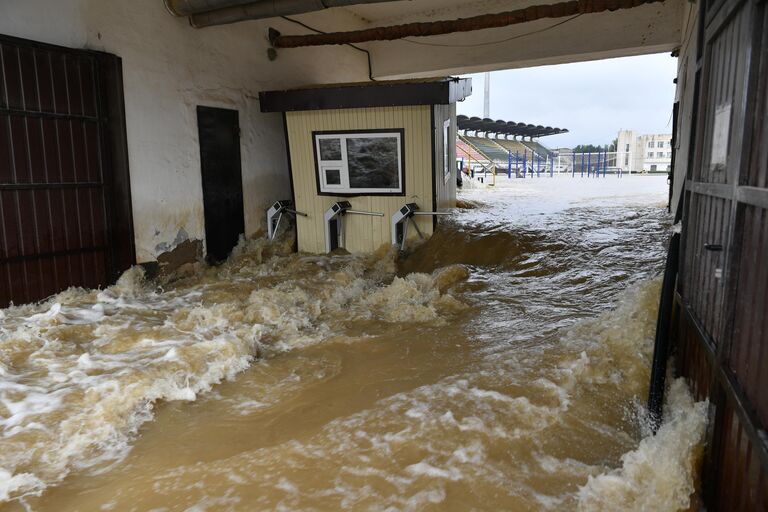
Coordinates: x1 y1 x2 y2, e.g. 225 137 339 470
0 175 706 511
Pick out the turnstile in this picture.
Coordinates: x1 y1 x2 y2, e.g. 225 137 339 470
266 200 307 241
391 203 450 251
324 201 384 252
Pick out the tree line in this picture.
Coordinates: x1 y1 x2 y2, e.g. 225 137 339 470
572 138 618 153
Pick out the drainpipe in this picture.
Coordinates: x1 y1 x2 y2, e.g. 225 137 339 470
647 232 681 432
165 0 401 28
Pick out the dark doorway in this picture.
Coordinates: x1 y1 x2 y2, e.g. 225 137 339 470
196 106 244 263
0 34 134 307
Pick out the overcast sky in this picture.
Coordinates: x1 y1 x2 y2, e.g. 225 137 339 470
457 53 678 148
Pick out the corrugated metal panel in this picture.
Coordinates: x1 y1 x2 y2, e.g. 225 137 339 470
710 397 768 510
675 308 714 402
725 4 768 432
747 7 768 189
285 105 433 254
432 103 457 211
674 0 768 508
682 192 731 342
676 310 768 511
729 209 768 429
696 3 751 185
0 36 132 307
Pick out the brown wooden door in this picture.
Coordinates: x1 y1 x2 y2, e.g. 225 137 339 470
0 35 133 307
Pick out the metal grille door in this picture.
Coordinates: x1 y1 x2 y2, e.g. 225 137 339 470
675 0 768 507
0 36 133 307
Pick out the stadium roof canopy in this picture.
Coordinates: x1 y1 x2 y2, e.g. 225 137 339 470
457 115 567 139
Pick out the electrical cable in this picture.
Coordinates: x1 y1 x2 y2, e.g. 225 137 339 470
280 16 376 81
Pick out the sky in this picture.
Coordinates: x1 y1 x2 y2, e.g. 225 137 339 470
457 53 678 149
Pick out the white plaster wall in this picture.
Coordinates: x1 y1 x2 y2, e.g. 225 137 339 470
0 0 370 262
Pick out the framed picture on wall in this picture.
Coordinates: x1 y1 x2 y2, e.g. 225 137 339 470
313 129 405 195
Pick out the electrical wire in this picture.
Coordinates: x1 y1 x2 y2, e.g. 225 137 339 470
279 12 584 77
280 16 376 81
678 6 697 58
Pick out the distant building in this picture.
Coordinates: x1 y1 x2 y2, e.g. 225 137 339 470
616 130 673 173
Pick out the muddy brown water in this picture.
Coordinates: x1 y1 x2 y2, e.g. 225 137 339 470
0 176 706 511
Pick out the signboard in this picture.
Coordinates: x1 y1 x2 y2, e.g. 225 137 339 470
710 103 731 173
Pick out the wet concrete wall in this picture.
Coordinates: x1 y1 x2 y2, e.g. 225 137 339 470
0 0 371 264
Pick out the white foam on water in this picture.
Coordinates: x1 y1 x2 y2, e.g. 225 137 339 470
0 187 709 511
577 378 708 511
0 233 469 504
0 468 44 502
123 274 709 512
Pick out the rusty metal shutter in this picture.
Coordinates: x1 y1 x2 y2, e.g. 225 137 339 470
676 0 768 507
0 35 134 307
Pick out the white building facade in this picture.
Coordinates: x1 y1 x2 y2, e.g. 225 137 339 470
616 130 673 173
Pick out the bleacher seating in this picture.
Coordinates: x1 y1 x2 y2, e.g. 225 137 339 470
456 138 488 165
455 116 566 171
464 136 509 163
495 139 532 157
522 140 554 158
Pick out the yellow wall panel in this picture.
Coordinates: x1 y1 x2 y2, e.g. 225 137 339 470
286 106 434 254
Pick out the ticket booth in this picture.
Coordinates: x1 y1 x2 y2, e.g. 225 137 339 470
259 77 471 253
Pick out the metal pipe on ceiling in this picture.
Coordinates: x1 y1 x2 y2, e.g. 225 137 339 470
164 0 256 16
164 0 402 28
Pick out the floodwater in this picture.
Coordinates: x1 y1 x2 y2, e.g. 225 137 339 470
0 175 707 511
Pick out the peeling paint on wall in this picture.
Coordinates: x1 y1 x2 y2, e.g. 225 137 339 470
154 228 191 255
157 238 203 277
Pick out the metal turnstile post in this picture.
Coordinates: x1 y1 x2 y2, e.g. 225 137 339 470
266 200 307 241
391 203 451 251
324 201 384 252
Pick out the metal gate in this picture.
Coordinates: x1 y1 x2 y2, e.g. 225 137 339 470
676 0 768 507
0 35 134 307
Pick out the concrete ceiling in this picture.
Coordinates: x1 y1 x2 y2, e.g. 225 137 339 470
341 0 496 24
317 0 685 79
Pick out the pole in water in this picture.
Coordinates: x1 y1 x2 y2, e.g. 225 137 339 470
604 150 608 177
596 150 602 179
580 152 584 177
537 152 541 177
572 152 575 177
515 150 519 178
647 232 681 432
600 149 605 177
523 149 527 178
587 152 592 177
508 150 512 179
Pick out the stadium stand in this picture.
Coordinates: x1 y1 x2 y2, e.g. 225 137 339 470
464 136 509 163
455 116 567 176
495 139 532 157
456 137 488 165
522 140 554 158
